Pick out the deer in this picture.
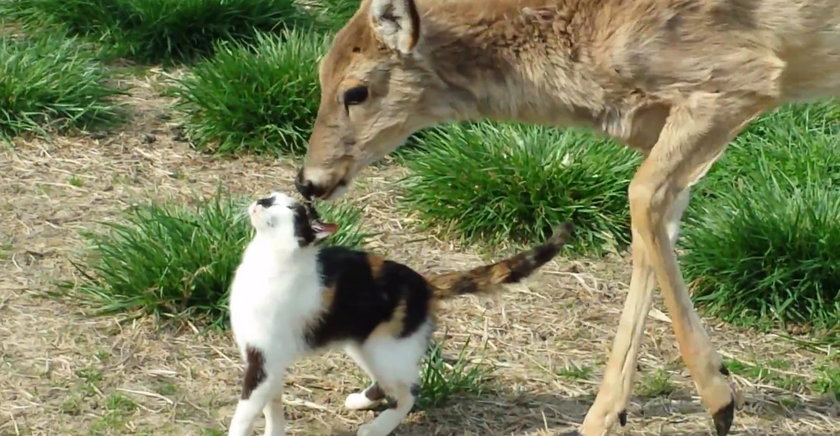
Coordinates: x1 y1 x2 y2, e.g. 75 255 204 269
293 0 840 434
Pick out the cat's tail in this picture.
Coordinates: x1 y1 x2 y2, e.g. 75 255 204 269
427 222 574 299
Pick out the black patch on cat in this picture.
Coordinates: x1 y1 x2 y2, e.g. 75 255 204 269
532 243 559 265
291 203 316 247
505 269 526 283
618 409 627 426
451 276 478 294
241 345 266 400
719 364 730 376
505 243 560 284
306 247 432 347
365 383 385 401
410 383 420 397
256 196 274 208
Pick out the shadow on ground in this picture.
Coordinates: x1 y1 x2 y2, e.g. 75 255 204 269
308 385 838 436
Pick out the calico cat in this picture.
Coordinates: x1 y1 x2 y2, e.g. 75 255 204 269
227 192 573 436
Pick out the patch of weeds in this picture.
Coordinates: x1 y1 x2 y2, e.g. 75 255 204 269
557 363 593 382
417 335 494 409
105 393 137 413
0 34 122 140
91 411 129 434
94 350 110 361
724 358 808 392
59 395 84 415
683 101 839 333
76 366 104 395
155 381 178 396
401 122 639 254
300 0 361 32
814 363 839 400
638 369 676 397
1 0 303 63
88 394 137 433
776 395 800 409
76 367 103 384
202 429 225 436
68 175 85 187
172 29 328 156
0 243 12 261
682 181 840 332
68 190 368 327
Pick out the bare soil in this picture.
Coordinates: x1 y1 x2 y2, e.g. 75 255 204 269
0 73 836 436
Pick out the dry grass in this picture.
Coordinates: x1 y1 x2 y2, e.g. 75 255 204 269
0 71 837 435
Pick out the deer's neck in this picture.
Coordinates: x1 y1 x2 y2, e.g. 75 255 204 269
419 0 618 131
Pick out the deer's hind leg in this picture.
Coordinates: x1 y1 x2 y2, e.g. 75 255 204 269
580 91 775 436
581 189 690 434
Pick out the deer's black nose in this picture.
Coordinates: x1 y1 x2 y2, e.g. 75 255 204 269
295 168 324 200
256 196 274 208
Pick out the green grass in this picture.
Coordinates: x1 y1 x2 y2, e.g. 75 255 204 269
638 369 676 398
172 29 327 155
401 122 640 254
682 102 840 334
0 34 122 140
69 191 368 328
557 363 593 382
1 0 302 63
105 393 137 413
724 356 839 398
815 363 840 400
417 335 494 409
299 0 361 32
91 393 136 434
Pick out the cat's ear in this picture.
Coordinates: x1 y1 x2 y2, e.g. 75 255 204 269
313 222 338 242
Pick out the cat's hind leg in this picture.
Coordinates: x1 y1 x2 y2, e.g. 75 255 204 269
354 324 431 436
344 345 387 411
356 382 417 436
344 382 387 410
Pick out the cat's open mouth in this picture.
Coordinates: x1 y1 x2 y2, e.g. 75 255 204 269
304 202 339 237
312 222 338 234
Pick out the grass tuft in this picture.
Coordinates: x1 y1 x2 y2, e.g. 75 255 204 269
683 102 840 333
299 0 361 32
683 183 840 332
172 29 327 155
70 191 367 327
1 0 302 63
418 335 494 409
0 34 122 140
401 122 639 254
638 369 676 398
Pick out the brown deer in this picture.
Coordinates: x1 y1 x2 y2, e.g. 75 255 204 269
293 0 840 434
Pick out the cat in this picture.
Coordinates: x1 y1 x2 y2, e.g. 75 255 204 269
227 192 573 436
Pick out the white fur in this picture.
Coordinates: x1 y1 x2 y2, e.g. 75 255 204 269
227 192 429 436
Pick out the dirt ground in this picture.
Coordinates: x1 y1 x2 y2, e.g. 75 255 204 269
1 74 837 436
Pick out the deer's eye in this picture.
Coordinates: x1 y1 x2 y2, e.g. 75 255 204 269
343 86 369 111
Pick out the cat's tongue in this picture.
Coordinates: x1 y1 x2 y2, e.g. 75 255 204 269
314 222 338 235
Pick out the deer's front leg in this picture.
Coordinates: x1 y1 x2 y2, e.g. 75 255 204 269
579 92 772 436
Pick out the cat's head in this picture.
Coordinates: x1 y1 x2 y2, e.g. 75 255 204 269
248 192 338 248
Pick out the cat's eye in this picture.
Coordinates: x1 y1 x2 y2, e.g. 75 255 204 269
343 86 369 113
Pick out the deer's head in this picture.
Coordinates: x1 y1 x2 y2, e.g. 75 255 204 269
296 0 456 200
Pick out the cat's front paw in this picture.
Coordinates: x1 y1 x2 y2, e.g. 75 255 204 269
356 423 388 436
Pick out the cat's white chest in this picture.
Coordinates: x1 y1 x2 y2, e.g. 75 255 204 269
228 241 322 354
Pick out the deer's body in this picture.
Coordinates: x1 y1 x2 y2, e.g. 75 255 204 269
294 0 840 435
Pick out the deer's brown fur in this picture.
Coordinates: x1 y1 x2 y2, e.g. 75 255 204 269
295 0 840 434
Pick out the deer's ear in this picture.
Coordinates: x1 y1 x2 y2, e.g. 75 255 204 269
369 0 421 55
